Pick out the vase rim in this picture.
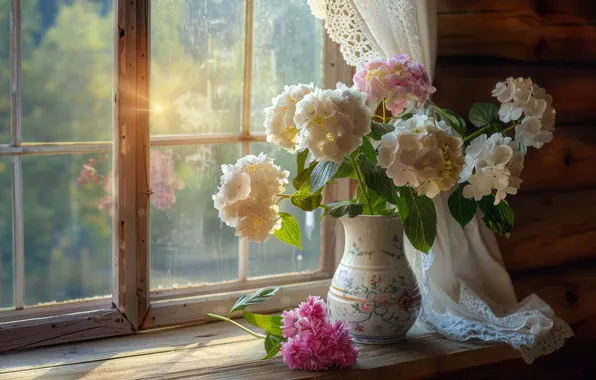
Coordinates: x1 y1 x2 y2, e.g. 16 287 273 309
340 214 401 220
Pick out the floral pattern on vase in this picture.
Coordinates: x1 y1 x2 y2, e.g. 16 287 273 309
327 215 422 344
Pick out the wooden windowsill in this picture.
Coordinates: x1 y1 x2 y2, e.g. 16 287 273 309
0 318 521 380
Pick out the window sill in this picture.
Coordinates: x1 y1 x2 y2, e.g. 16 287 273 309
0 317 521 379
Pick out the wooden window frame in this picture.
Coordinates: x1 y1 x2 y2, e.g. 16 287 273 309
0 0 352 352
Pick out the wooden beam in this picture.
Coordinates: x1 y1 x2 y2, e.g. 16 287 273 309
113 0 150 329
0 309 134 352
500 189 596 271
437 0 596 62
433 62 596 125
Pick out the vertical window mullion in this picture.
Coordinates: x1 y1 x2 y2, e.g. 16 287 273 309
114 0 150 328
10 0 24 310
238 0 254 281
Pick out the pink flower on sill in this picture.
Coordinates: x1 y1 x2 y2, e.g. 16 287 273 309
297 295 327 321
280 296 359 371
281 309 299 338
296 316 325 337
325 320 360 368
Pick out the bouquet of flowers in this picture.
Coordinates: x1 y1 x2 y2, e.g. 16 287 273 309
213 54 556 253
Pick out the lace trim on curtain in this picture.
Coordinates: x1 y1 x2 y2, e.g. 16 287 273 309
419 250 573 364
309 0 424 66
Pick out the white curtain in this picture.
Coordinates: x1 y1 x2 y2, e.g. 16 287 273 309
308 0 572 363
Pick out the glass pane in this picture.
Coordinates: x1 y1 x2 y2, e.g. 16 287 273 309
22 153 112 306
150 144 241 290
250 0 324 133
0 1 9 143
0 156 12 308
21 0 113 142
150 0 244 136
248 143 321 278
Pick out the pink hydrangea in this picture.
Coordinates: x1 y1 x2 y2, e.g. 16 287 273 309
281 309 299 338
280 296 359 371
353 54 436 117
297 295 327 320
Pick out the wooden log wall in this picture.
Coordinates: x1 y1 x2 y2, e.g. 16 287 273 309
433 0 596 372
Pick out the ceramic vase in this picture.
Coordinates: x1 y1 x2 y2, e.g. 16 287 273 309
327 215 422 344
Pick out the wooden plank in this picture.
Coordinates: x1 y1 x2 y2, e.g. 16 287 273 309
0 325 520 380
0 309 134 352
500 189 596 271
521 125 596 192
437 0 596 61
432 63 596 125
0 318 257 371
512 264 596 326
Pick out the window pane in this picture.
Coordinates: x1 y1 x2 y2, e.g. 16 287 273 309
0 156 12 308
21 0 113 142
0 1 9 143
250 0 324 133
22 153 112 305
150 144 241 290
150 0 244 136
248 143 321 278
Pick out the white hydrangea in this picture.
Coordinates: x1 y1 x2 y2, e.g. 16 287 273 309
264 83 315 153
461 133 524 205
378 114 464 198
492 77 556 149
213 153 289 242
294 83 371 164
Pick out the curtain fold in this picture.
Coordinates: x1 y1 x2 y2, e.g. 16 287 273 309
309 0 572 363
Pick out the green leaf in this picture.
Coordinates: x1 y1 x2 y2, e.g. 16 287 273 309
273 212 302 249
293 161 316 191
357 153 399 205
291 188 322 211
297 149 309 173
369 120 395 140
468 103 499 128
243 312 283 336
444 109 468 138
310 161 340 192
333 161 356 179
448 183 477 228
323 201 364 218
359 137 377 164
263 333 284 360
401 188 437 253
477 195 514 238
228 286 280 317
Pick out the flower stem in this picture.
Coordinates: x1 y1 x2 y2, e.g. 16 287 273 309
350 155 374 215
206 313 267 339
502 124 516 134
463 125 491 143
382 99 387 123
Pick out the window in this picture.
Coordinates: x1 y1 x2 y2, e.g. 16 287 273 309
0 0 351 350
